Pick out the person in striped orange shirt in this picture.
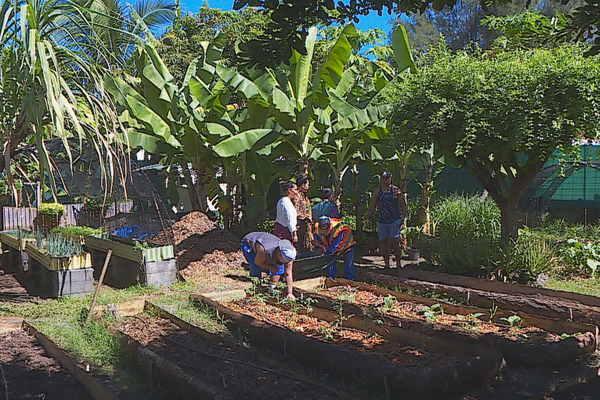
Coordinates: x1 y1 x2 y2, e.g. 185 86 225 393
312 216 355 280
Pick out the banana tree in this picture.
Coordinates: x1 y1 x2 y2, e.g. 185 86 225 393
106 35 272 213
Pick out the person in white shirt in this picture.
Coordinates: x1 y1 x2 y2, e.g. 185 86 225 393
274 181 298 244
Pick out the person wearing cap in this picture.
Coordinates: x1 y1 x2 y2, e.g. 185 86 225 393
366 170 407 269
241 232 297 299
311 188 341 221
312 216 356 280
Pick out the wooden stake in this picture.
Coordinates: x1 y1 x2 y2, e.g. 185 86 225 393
86 250 112 325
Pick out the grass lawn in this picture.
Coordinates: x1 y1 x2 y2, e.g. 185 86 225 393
546 274 600 298
0 280 228 397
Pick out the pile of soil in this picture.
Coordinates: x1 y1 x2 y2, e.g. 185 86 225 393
168 212 247 290
120 315 341 400
0 330 90 399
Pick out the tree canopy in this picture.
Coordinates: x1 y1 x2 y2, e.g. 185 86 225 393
388 45 600 241
234 0 600 67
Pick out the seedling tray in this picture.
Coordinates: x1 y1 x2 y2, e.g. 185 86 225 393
192 291 504 400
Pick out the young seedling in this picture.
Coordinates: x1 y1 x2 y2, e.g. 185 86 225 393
421 304 444 321
332 299 354 328
500 315 522 328
489 303 498 322
380 294 399 314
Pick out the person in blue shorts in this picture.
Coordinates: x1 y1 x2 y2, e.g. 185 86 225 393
366 171 407 269
241 232 297 299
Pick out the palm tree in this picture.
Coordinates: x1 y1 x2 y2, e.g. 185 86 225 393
0 0 131 200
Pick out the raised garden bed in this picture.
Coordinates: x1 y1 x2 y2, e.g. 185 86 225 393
289 278 596 367
361 269 600 327
192 287 504 400
0 321 120 400
117 303 355 400
84 235 176 288
0 231 37 273
24 242 93 297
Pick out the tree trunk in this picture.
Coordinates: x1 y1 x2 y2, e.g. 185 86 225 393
353 168 363 235
417 161 433 234
299 158 309 178
497 196 520 244
181 160 203 212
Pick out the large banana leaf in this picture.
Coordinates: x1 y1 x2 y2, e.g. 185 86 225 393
391 25 416 74
213 129 272 157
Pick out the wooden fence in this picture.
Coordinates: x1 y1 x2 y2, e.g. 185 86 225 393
2 205 83 231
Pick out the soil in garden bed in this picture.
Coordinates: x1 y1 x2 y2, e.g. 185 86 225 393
313 285 562 345
119 314 343 400
360 270 600 327
448 352 600 400
0 329 90 400
228 297 459 369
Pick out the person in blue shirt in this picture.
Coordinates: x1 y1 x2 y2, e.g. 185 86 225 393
366 171 407 269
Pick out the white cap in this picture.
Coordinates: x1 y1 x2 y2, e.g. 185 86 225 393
278 240 297 262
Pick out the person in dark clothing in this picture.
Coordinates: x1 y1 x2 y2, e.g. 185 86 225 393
241 232 297 299
312 188 340 221
366 171 407 269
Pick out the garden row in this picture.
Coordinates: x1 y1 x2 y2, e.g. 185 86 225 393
187 277 598 399
0 229 177 297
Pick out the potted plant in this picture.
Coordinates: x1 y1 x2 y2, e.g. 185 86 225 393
37 202 66 232
401 226 421 261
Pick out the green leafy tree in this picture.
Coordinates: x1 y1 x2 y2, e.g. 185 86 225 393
156 3 269 82
390 45 600 242
82 0 177 70
233 0 598 66
106 36 272 212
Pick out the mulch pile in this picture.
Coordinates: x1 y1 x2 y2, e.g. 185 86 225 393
168 212 247 289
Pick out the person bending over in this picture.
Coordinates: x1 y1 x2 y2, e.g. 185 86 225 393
241 232 297 299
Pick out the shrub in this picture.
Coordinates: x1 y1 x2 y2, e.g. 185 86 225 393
38 202 66 217
51 226 105 237
431 193 501 239
423 235 503 277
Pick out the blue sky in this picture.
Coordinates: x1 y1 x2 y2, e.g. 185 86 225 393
179 0 397 34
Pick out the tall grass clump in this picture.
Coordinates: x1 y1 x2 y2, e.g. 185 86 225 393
424 193 502 276
501 229 557 284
